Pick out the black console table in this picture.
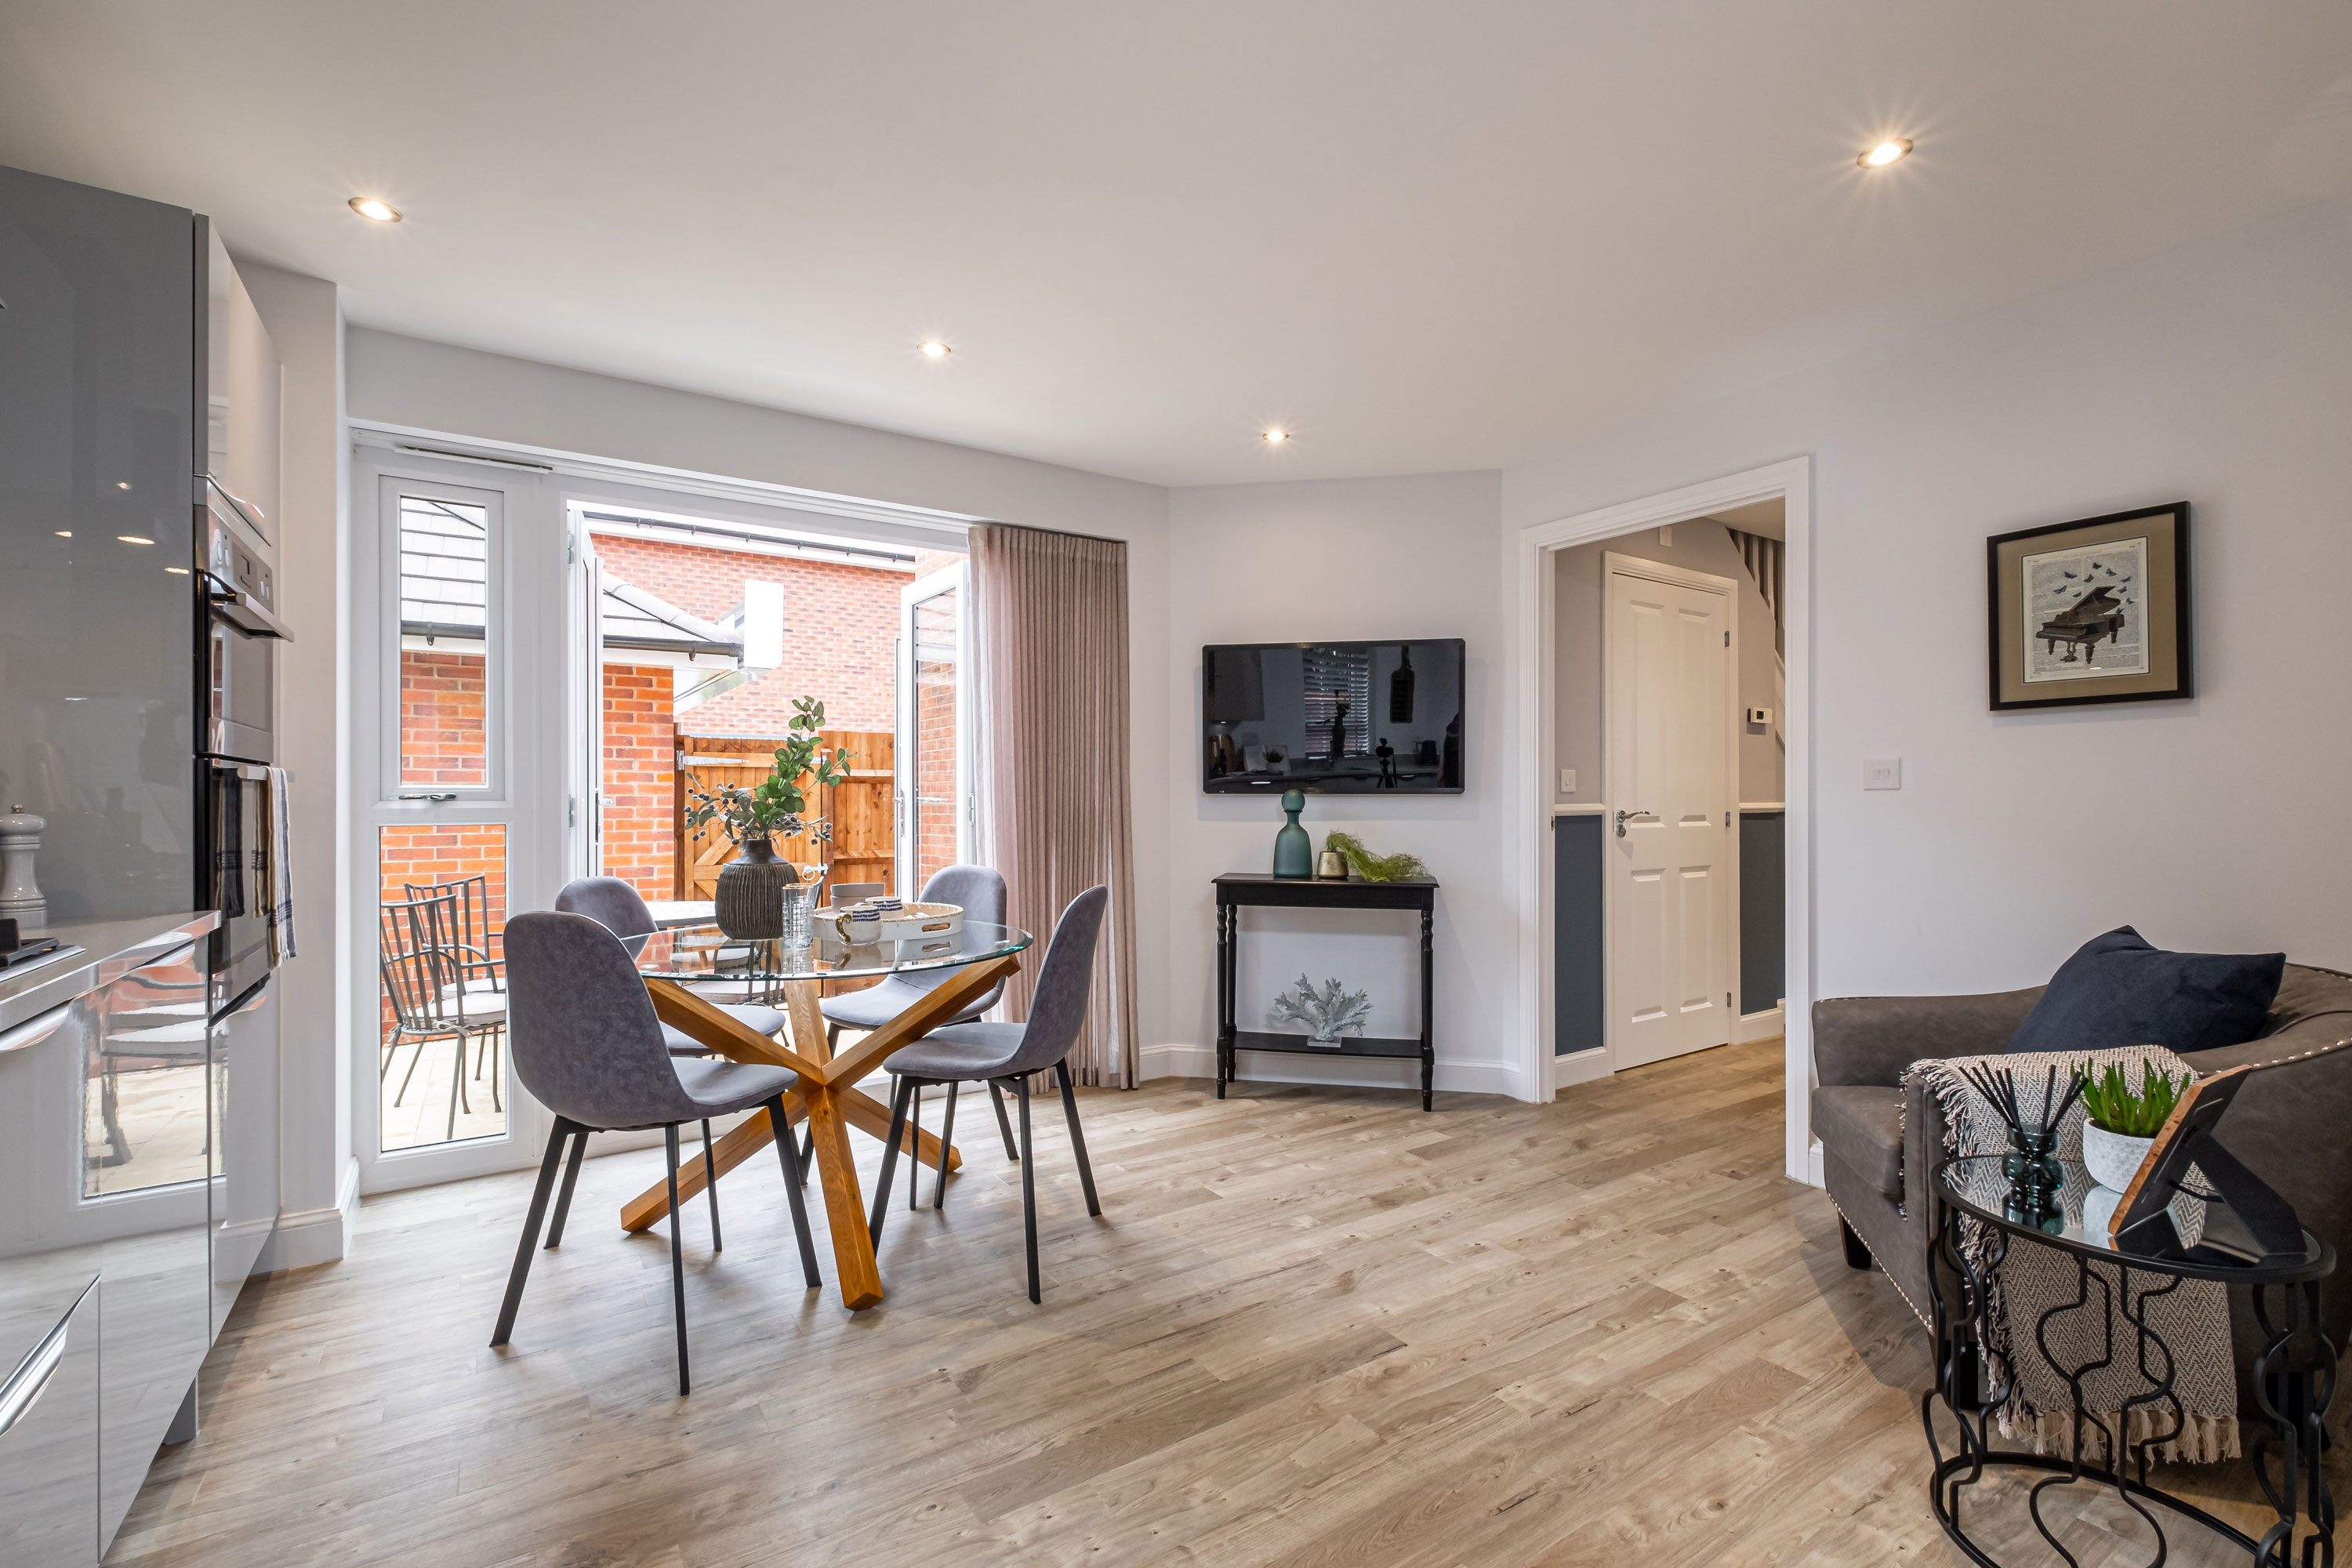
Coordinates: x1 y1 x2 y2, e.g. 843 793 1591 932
1213 873 1437 1111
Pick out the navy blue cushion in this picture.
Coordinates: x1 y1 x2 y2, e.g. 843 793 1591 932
2006 926 2285 1056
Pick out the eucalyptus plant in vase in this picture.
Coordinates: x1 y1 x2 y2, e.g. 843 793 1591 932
685 695 852 941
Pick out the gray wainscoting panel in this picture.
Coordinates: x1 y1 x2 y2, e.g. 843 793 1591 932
1552 814 1603 1055
1739 811 1785 1017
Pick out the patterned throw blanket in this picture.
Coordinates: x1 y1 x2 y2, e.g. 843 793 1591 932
1904 1045 2238 1464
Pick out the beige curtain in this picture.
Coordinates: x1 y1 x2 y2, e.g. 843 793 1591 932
968 523 1141 1088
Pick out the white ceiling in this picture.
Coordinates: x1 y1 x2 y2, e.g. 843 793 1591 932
5 3 2350 488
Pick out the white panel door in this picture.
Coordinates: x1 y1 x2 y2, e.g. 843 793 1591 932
1606 559 1735 1069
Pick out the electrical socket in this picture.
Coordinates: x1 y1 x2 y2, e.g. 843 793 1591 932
1864 757 1902 790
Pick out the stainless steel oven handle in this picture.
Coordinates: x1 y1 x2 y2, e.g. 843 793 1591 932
0 1000 72 1055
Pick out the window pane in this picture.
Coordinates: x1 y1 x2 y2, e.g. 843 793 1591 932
378 823 509 1152
912 586 960 890
397 494 491 788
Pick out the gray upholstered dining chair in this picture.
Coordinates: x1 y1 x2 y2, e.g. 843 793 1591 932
492 910 822 1396
821 865 1018 1181
554 877 789 1050
867 885 1107 1305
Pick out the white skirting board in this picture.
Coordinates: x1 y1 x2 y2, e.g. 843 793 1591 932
1138 1043 1520 1099
1735 1003 1785 1044
259 1155 361 1272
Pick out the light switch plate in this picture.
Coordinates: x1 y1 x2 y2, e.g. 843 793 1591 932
1864 757 1902 790
1559 769 1576 793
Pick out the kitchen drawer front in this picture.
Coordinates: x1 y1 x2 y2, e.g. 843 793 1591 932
0 1283 100 1568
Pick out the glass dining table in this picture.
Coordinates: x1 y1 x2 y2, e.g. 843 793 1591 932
618 915 1033 1312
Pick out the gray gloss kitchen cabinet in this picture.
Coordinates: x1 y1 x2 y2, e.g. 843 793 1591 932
0 1283 98 1568
0 920 221 1562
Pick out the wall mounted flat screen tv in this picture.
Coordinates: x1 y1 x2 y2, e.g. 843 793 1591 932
1202 639 1464 793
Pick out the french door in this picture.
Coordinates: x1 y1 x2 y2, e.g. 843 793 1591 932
895 561 971 898
350 451 565 1193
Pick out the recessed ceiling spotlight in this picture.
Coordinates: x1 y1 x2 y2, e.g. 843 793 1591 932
917 339 951 359
54 530 71 538
349 196 402 223
1262 428 1290 445
117 534 154 545
165 565 191 575
1859 139 1913 169
115 481 131 490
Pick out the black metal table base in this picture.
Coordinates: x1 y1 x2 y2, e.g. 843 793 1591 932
1928 1199 2336 1568
1211 873 1438 1112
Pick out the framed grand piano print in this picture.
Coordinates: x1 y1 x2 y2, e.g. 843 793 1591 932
1987 501 2194 711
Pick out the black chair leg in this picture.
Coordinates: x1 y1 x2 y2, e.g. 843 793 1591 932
392 1037 424 1106
909 1077 923 1211
766 1098 822 1289
1841 1216 1873 1271
1054 1058 1101 1218
492 1119 572 1346
447 1031 467 1140
487 1030 503 1112
988 1080 1019 1161
798 1125 814 1186
544 1128 589 1248
826 1023 840 1052
701 1119 723 1251
869 1075 913 1247
664 1125 690 1396
1015 1076 1040 1304
933 1080 959 1210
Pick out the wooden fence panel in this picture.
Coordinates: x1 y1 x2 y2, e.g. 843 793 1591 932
677 730 895 903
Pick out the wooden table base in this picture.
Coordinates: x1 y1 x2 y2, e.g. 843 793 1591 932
622 953 1019 1311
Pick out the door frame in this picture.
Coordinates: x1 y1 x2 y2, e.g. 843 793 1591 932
348 450 567 1195
1515 456 1817 1185
895 560 973 887
1599 552 1740 1072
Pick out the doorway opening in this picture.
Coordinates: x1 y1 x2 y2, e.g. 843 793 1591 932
1516 458 1814 1184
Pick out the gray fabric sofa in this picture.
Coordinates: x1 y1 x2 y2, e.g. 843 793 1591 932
1812 962 2352 1399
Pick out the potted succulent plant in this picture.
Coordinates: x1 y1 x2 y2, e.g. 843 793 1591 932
2075 1061 2188 1193
685 695 851 941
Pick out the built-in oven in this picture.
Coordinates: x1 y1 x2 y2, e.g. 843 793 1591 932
195 485 289 1013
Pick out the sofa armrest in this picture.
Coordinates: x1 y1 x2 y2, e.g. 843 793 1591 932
1811 987 2045 1087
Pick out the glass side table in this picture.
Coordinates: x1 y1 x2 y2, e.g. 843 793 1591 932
1929 1152 2336 1567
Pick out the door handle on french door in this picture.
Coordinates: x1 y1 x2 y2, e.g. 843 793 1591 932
1614 809 1655 837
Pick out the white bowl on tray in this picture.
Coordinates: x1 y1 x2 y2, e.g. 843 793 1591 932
829 900 964 945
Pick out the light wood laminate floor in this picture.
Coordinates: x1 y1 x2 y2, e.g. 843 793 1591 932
114 1040 2339 1566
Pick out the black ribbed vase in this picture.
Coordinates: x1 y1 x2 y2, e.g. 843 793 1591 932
713 836 792 940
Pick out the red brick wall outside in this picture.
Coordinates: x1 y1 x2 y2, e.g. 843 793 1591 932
398 649 488 786
914 595 960 890
590 533 906 735
601 662 677 900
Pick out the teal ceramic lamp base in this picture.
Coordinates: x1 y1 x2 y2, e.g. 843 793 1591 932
1272 789 1312 879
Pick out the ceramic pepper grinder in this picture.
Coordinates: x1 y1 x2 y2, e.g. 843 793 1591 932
0 804 46 930
1272 789 1312 879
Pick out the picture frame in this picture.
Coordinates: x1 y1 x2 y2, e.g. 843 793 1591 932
1987 501 2193 711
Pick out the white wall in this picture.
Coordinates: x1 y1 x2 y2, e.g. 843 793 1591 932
343 327 1175 1072
1506 194 2352 1004
239 262 352 1268
1156 471 1519 1097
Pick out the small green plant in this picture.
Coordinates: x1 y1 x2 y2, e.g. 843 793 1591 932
1323 830 1428 884
685 695 852 847
2076 1061 2188 1138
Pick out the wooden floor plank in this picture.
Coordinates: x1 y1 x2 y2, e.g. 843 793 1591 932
112 1039 2344 1567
